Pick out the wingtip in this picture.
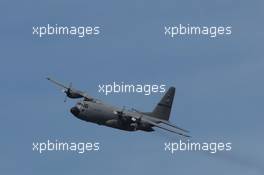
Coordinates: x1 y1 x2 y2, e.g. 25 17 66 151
184 129 190 133
179 131 191 138
181 133 191 138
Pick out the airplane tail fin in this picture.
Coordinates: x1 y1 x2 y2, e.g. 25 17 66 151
147 87 175 121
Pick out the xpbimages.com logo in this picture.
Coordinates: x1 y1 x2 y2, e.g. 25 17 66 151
164 140 232 154
32 140 100 154
164 24 232 38
98 82 166 96
32 24 100 38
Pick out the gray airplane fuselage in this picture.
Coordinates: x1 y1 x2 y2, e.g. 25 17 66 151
47 78 189 137
70 100 154 132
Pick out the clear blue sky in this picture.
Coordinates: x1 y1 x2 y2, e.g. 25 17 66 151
0 0 263 174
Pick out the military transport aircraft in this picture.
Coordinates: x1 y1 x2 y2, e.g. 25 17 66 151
47 77 190 137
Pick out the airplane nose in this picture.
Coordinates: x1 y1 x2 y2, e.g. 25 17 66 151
70 107 80 116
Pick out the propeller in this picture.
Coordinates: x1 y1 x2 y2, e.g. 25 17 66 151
116 106 126 120
47 77 94 103
115 106 143 130
63 82 72 102
130 116 142 131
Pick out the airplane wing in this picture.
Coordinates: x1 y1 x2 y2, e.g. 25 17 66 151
141 117 190 137
134 110 189 133
150 118 189 133
121 111 190 137
47 77 93 100
47 77 69 90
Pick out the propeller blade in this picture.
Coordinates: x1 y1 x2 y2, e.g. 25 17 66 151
64 94 67 102
64 82 73 102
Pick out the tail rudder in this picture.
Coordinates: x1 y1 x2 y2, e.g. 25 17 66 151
149 87 175 120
